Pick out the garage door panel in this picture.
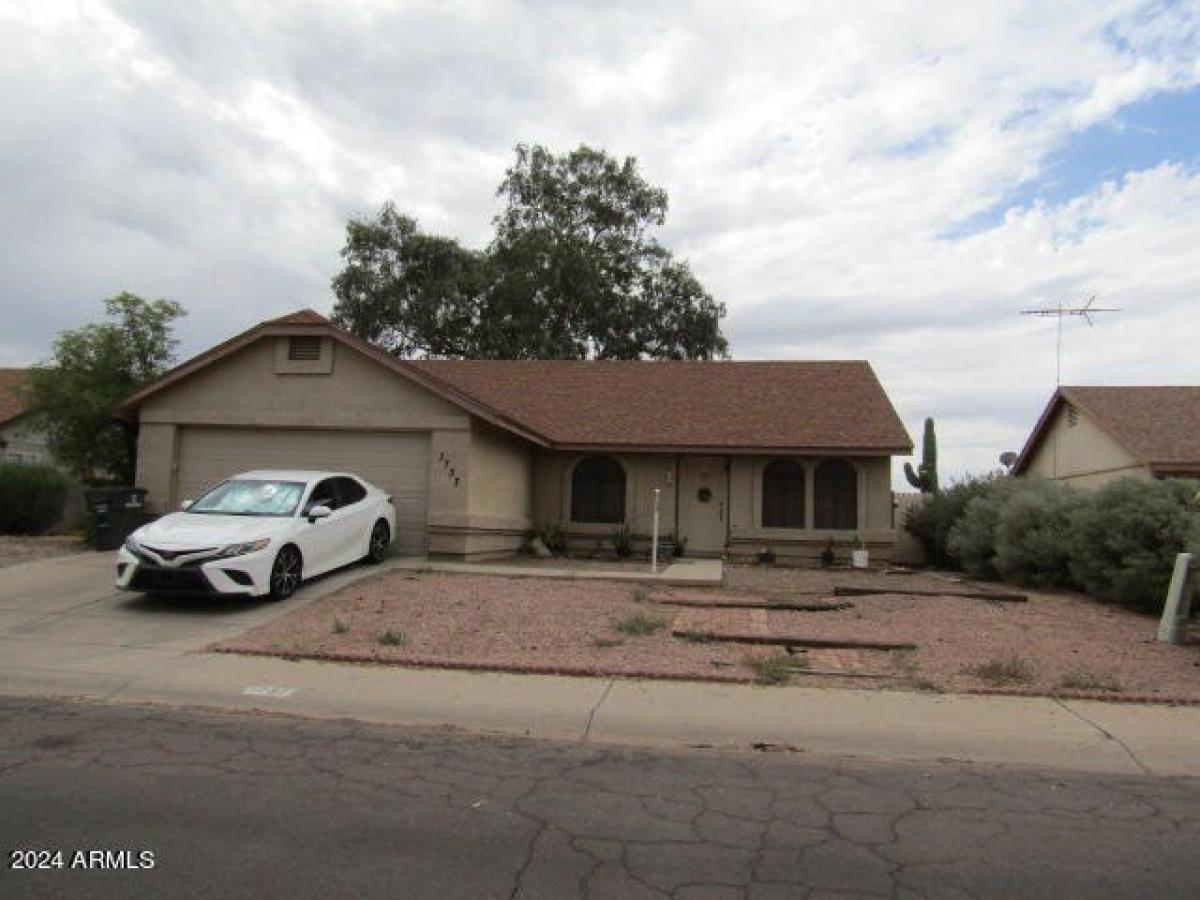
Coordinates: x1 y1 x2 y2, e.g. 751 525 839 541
176 428 429 555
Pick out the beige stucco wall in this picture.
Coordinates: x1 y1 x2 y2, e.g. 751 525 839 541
532 450 677 554
134 336 471 516
728 455 896 563
427 421 534 559
0 414 54 465
138 338 469 431
1022 404 1147 488
529 451 896 562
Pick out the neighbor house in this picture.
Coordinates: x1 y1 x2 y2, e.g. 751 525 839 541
1012 386 1200 488
0 368 53 465
121 310 912 562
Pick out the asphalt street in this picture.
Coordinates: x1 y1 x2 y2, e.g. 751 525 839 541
1 697 1198 899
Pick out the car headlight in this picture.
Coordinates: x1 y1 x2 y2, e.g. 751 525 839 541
218 538 271 558
123 536 142 555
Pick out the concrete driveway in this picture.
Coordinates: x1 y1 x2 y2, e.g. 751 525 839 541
0 550 378 696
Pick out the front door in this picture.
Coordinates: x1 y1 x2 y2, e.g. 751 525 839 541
678 456 728 554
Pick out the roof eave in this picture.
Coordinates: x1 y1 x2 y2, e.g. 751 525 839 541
119 319 553 448
550 442 912 456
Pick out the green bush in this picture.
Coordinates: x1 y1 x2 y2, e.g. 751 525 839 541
945 478 1024 579
904 475 998 568
1065 478 1200 614
533 520 566 553
611 523 634 558
0 463 72 535
993 480 1086 588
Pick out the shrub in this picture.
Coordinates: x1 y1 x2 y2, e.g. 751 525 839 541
749 654 796 685
993 480 1086 588
1065 477 1200 614
945 478 1024 579
1058 670 1122 693
611 523 634 558
904 475 999 567
377 630 407 646
965 655 1036 686
613 612 665 636
0 463 72 535
534 520 566 554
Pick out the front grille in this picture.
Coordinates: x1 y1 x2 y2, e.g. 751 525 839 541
140 546 218 567
129 567 212 593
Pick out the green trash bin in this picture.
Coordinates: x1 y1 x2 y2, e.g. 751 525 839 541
84 487 149 551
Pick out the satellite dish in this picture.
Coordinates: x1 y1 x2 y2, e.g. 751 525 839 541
999 451 1018 469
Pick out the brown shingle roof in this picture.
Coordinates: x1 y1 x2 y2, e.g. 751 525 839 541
409 360 912 452
122 310 911 454
0 368 31 426
264 308 331 326
1014 386 1200 475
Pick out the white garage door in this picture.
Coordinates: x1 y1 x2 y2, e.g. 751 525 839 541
176 427 429 555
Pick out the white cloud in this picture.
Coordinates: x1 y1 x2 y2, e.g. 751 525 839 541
0 0 1198 482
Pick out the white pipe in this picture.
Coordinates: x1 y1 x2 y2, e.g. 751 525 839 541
651 487 660 574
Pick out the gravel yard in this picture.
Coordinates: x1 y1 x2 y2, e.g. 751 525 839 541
0 534 88 569
215 572 758 681
214 562 1200 700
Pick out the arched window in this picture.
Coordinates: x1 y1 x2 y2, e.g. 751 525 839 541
762 459 804 528
814 460 857 529
571 456 626 523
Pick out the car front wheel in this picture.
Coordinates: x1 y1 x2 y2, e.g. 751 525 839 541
269 546 302 601
366 520 390 564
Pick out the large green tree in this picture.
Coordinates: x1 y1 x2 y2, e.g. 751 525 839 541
332 144 728 359
28 293 185 482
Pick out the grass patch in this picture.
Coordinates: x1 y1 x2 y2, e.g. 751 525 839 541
631 586 651 604
331 618 349 635
965 654 1036 687
748 654 797 685
614 613 666 636
591 637 624 649
377 630 407 647
1058 670 1123 693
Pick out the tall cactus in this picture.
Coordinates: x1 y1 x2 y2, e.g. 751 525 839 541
904 417 939 493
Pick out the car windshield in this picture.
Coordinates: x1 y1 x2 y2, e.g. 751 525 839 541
188 479 306 517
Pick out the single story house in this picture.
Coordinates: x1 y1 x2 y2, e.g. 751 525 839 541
121 310 912 562
1012 385 1200 488
0 369 54 465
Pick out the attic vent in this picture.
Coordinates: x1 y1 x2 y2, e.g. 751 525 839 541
287 336 322 361
1066 405 1079 427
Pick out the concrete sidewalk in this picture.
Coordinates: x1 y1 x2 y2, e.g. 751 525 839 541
1 552 1198 777
391 556 723 585
4 639 1199 777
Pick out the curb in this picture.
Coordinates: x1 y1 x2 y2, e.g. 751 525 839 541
210 646 762 685
211 647 1200 707
966 687 1200 707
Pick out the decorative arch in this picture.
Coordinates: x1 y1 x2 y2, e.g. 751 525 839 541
761 458 805 528
814 459 857 529
570 455 626 524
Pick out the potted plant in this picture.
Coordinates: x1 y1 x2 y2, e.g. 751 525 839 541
820 538 835 568
850 534 869 569
672 530 688 559
611 523 634 558
656 535 675 563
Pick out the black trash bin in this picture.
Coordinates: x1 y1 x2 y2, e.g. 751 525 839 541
84 486 149 551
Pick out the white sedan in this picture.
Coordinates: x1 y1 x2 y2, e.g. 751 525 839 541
115 470 396 600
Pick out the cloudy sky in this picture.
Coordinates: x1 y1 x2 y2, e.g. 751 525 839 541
2 0 1198 479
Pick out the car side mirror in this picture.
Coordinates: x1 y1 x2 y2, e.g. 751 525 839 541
307 504 332 523
180 498 193 510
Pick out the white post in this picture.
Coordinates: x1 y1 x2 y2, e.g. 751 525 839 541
651 487 661 574
1158 552 1195 644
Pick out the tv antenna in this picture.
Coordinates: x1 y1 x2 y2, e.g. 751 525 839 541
1020 294 1119 385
